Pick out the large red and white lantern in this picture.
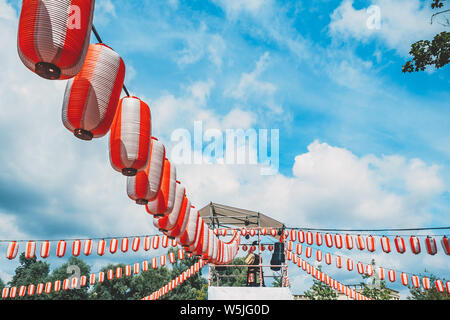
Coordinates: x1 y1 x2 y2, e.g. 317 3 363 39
411 275 420 288
62 43 125 140
83 239 93 256
401 273 409 286
17 0 95 80
132 237 140 252
72 239 81 256
388 269 396 282
28 284 35 296
315 232 323 246
121 238 129 253
356 235 365 250
422 277 431 290
110 96 152 176
146 159 176 214
109 238 118 254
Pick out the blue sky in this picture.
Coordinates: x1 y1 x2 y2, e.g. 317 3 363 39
0 0 449 298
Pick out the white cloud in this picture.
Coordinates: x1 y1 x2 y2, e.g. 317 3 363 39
213 0 272 18
329 0 443 56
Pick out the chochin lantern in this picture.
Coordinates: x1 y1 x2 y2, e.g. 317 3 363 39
110 96 152 176
62 43 126 140
17 0 95 80
153 182 185 232
127 138 165 204
146 158 176 215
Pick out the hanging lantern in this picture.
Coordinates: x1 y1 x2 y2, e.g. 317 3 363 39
241 228 248 236
109 238 118 254
442 236 450 255
154 182 186 233
315 232 323 246
36 283 44 295
145 158 176 215
336 256 342 269
388 270 396 282
17 0 95 80
356 235 365 250
345 234 353 250
72 240 81 256
325 253 331 265
44 282 52 294
214 229 219 236
80 276 87 287
221 228 227 237
144 236 151 251
401 273 409 286
162 235 169 248
346 258 354 271
10 287 17 299
268 244 273 251
152 236 160 249
435 280 445 293
134 263 140 275
377 267 385 280
56 240 66 258
152 257 158 269
63 279 70 291
366 235 375 252
54 280 61 292
305 246 312 258
366 264 374 277
125 265 131 277
25 241 36 259
410 236 421 254
6 241 19 260
422 277 431 290
394 236 406 254
142 260 149 272
357 262 364 274
132 237 140 252
169 252 176 264
160 255 166 267
97 239 106 256
425 236 437 255
83 239 93 256
40 241 51 258
178 249 185 260
324 233 333 248
107 269 114 280
19 285 26 297
289 230 296 242
110 96 152 176
2 287 9 299
62 43 125 140
380 236 391 253
249 229 256 237
316 250 322 262
411 275 420 288
296 243 302 255
306 231 313 245
121 238 129 253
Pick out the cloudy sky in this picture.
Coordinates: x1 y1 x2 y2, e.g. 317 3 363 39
0 0 449 298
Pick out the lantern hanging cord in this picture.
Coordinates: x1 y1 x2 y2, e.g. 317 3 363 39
92 25 130 97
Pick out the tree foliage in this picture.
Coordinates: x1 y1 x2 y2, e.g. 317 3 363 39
359 259 392 300
304 266 338 300
407 270 450 300
0 249 207 300
403 0 450 72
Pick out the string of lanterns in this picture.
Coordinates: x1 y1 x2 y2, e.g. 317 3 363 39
14 0 241 274
1 248 187 299
282 229 449 256
141 259 206 300
286 251 371 300
285 243 450 294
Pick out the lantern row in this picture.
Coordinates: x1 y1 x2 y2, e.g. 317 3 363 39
282 230 449 256
287 251 371 300
5 235 178 260
285 243 450 294
141 259 206 300
16 1 242 268
1 249 187 299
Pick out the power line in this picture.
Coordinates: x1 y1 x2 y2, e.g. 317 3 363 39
286 226 450 233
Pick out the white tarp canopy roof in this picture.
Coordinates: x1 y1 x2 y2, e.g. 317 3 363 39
207 286 293 300
198 203 286 231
